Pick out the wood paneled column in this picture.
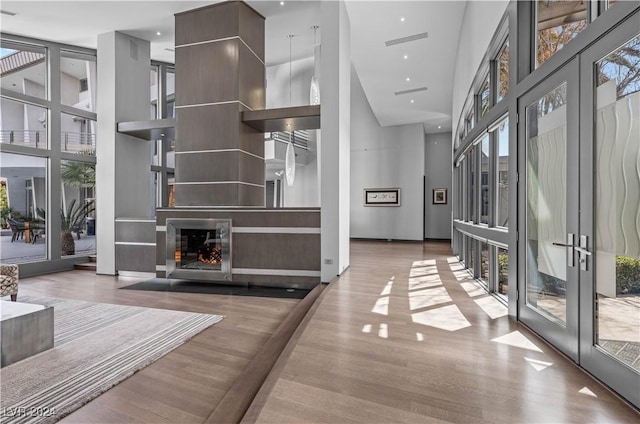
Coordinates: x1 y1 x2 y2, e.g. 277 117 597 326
174 1 265 207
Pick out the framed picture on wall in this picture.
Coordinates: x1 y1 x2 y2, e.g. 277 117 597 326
432 188 447 205
364 188 400 206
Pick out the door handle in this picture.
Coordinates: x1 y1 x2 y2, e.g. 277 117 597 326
553 242 572 247
573 246 592 256
575 235 591 271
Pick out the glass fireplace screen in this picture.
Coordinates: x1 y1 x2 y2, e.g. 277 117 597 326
166 218 232 281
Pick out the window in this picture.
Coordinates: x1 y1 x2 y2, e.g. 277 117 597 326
60 50 97 112
479 74 490 117
0 42 47 100
0 97 48 149
496 118 509 227
497 41 509 102
497 247 509 298
536 0 587 67
480 241 489 284
61 113 96 153
61 159 96 256
0 152 47 263
480 135 490 224
466 109 475 133
469 147 476 222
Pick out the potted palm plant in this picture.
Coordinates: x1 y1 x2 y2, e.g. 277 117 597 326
61 199 95 256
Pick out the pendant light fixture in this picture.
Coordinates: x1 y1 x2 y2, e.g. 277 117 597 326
285 34 296 187
309 25 320 105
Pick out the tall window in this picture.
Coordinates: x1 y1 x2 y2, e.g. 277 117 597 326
1 36 97 265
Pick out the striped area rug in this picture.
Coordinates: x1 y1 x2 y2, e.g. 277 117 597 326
0 296 223 424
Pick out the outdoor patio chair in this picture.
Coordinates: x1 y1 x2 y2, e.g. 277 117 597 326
6 218 25 242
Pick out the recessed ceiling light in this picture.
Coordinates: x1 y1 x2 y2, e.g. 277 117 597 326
403 54 408 60
400 17 405 22
438 126 441 129
280 1 285 5
410 100 414 103
406 77 410 82
156 31 161 36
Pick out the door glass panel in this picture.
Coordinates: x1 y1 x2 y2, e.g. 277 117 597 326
525 82 568 325
594 35 640 372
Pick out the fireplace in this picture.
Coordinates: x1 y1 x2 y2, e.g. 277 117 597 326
166 219 232 281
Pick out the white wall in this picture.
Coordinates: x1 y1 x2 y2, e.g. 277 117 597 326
350 65 424 241
266 56 315 108
425 132 452 239
452 0 509 133
266 56 320 207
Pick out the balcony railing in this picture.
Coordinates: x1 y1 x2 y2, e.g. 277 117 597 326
0 130 96 152
0 130 47 148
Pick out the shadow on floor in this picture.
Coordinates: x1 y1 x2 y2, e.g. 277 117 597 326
120 278 310 299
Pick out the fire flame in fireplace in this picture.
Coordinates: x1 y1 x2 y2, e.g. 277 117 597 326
198 245 223 265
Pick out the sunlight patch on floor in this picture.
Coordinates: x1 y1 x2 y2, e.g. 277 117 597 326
578 387 598 397
380 280 394 296
474 296 508 319
378 323 388 339
453 270 473 281
460 281 487 297
371 297 389 315
491 331 543 352
408 287 452 310
412 259 436 267
362 324 372 333
416 332 424 342
410 266 439 277
408 275 442 290
411 304 472 331
449 263 465 271
524 357 553 371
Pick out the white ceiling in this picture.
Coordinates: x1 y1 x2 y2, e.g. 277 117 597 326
0 0 466 133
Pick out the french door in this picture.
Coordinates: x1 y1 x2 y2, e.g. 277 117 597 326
579 12 640 408
519 10 640 408
519 58 581 361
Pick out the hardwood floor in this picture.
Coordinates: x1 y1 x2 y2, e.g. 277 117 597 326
11 270 299 423
8 241 639 423
245 240 640 423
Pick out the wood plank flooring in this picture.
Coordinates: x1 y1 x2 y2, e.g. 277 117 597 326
8 270 299 423
245 240 640 423
7 241 639 423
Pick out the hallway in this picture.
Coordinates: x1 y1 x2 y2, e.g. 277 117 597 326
245 240 639 423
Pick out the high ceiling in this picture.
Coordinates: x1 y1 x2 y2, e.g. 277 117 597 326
0 0 466 133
